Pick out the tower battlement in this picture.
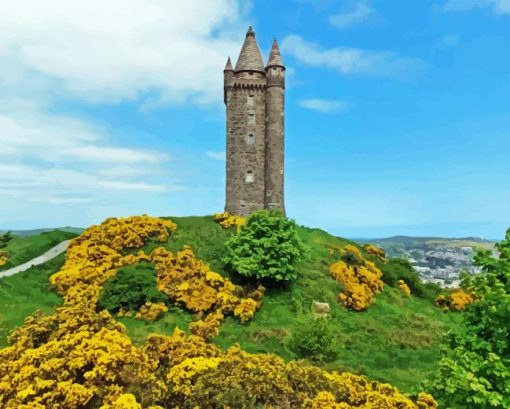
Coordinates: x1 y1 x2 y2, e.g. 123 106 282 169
224 27 285 217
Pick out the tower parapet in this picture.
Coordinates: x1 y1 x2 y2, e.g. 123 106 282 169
224 27 285 217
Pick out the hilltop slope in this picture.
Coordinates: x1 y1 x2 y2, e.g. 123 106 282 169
0 216 462 394
110 216 462 393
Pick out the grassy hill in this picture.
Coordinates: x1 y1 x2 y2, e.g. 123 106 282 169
0 216 462 394
0 229 78 272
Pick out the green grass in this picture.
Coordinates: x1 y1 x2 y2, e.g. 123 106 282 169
0 254 65 347
0 215 463 394
0 229 77 272
126 216 462 393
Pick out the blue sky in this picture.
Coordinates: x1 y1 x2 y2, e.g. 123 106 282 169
0 0 509 239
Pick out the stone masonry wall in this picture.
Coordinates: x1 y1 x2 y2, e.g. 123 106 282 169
225 71 267 216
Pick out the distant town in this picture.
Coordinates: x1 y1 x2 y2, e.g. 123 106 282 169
355 237 497 288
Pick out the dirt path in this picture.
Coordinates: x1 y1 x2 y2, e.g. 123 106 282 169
0 240 71 279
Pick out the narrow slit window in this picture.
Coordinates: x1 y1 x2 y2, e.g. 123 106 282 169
247 133 255 145
246 171 254 183
248 114 256 125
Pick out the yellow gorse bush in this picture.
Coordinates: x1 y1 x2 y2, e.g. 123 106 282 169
398 279 411 297
0 215 436 408
330 246 384 311
135 302 168 321
0 251 8 266
435 289 474 311
363 243 386 260
163 343 438 409
152 245 264 336
213 211 246 230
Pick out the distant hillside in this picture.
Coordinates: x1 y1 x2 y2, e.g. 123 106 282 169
0 227 84 237
354 236 496 288
355 236 495 257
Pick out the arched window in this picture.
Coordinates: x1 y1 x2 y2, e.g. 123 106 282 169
246 171 254 183
248 113 256 125
247 133 255 145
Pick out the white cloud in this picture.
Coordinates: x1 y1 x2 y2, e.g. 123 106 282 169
298 98 347 114
0 0 249 228
281 35 423 77
329 2 376 28
3 0 423 226
0 0 247 106
206 150 226 161
443 0 510 14
67 146 167 164
0 108 182 217
28 197 94 204
97 181 179 192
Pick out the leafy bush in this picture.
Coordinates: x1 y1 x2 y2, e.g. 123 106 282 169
382 258 441 302
288 316 337 363
0 231 14 249
98 262 168 313
223 210 304 283
429 228 510 408
363 243 386 259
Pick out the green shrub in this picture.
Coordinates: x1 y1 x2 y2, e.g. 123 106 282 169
382 258 441 302
223 210 304 283
288 316 337 363
98 262 168 313
429 229 510 408
0 231 14 249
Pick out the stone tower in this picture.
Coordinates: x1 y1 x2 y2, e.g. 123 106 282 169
224 26 285 216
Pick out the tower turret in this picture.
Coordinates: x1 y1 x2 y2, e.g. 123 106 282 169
223 57 234 104
264 38 285 213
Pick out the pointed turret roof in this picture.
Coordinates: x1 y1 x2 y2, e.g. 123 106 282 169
234 26 265 73
224 56 233 71
266 38 284 68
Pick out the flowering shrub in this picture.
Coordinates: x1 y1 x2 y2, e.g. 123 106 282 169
135 302 168 320
0 252 7 266
434 289 473 311
363 243 386 260
99 393 142 409
152 245 264 332
398 279 411 297
189 310 224 340
164 343 437 409
448 289 474 311
214 211 246 230
233 298 259 322
330 248 384 311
